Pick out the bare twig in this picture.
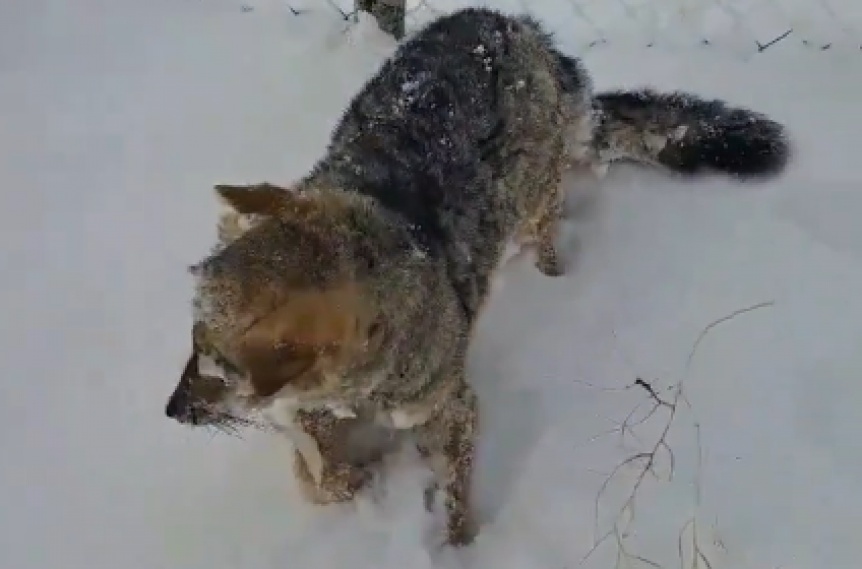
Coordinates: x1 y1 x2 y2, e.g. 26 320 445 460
584 301 775 568
324 0 354 20
582 377 682 568
756 29 793 52
685 301 775 375
678 518 715 569
675 423 716 569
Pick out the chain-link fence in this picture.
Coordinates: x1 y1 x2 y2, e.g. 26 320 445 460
309 0 862 55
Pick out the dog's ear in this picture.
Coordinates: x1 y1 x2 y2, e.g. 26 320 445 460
214 182 295 216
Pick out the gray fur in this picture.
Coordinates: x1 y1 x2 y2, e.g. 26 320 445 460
165 7 791 547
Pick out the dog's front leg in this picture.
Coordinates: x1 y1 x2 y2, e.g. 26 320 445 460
289 408 373 504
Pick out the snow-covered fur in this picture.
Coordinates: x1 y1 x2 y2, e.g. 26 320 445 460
165 7 791 548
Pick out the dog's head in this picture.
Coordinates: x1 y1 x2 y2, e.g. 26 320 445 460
165 183 386 429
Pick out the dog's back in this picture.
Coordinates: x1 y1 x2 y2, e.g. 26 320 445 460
306 8 579 319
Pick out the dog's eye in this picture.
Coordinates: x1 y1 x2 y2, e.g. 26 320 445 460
214 351 244 381
196 352 243 385
197 353 228 381
192 322 244 384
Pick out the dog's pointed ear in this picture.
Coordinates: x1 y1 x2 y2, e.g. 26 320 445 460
214 182 295 216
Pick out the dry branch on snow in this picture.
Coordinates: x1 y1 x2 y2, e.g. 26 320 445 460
579 301 774 569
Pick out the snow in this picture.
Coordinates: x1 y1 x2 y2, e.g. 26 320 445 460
1 0 860 568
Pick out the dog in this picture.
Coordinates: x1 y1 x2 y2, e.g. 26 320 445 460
164 7 790 547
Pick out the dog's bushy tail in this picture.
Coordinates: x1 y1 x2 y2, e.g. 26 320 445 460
591 89 790 179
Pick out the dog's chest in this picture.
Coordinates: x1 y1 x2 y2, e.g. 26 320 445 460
259 389 431 436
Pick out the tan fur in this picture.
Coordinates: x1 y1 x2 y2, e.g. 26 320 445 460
233 283 379 398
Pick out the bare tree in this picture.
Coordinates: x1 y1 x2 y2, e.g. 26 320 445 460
357 0 406 39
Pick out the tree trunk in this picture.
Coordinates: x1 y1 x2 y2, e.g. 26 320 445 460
357 0 406 40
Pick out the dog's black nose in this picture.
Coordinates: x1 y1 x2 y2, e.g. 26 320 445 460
165 392 184 419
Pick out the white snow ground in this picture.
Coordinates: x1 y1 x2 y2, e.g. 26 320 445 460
2 0 861 568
